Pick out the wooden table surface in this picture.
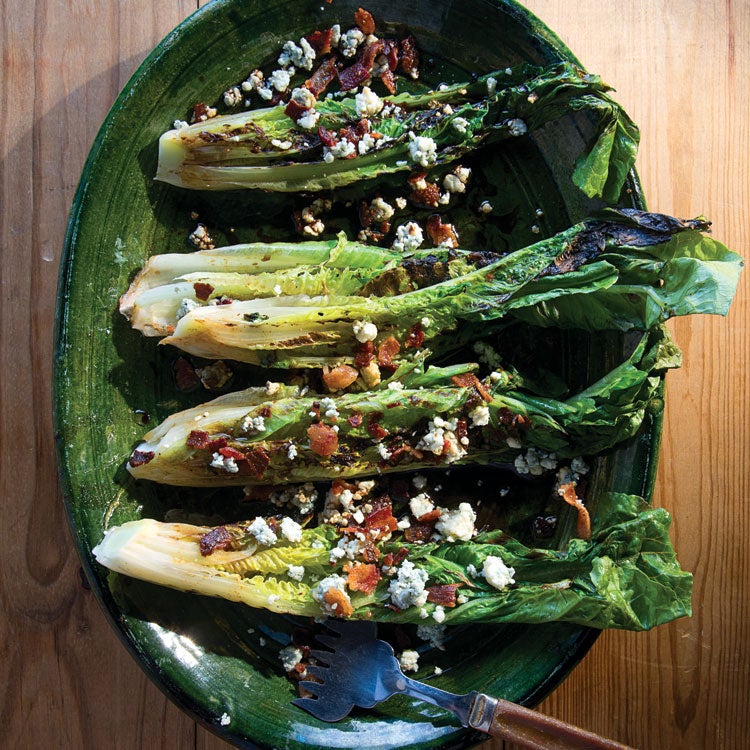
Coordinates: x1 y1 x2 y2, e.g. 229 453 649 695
2 1 747 748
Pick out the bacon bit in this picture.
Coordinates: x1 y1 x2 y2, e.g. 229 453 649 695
338 60 371 91
361 539 380 563
383 39 399 70
186 430 210 449
426 214 459 248
404 323 424 349
347 412 364 428
382 547 409 570
379 67 396 94
317 125 338 147
192 102 211 122
367 412 389 441
398 36 420 78
407 171 428 187
199 526 233 556
355 340 376 368
208 436 228 451
426 584 459 607
410 182 441 208
331 479 357 497
450 372 493 403
354 7 376 34
346 562 381 594
455 419 468 441
365 495 398 539
322 364 359 391
305 55 339 97
193 282 214 301
377 336 401 371
173 356 201 392
243 446 270 478
339 118 370 145
128 449 154 467
219 446 246 461
358 200 375 228
323 587 354 617
259 406 272 418
285 98 309 123
404 519 435 543
307 422 339 457
559 483 592 540
418 508 442 523
306 28 334 55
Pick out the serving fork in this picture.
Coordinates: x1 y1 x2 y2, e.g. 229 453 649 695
293 620 634 750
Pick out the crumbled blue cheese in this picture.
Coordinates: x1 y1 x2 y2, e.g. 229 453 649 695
395 196 408 209
435 502 476 542
278 645 304 672
432 605 446 624
387 380 405 391
571 457 589 476
287 564 305 581
290 86 316 109
469 404 490 427
409 493 434 519
242 69 264 93
506 118 527 136
357 133 377 155
514 447 557 476
451 116 469 135
377 443 392 460
352 320 378 343
482 555 515 590
416 623 447 649
188 223 215 250
478 200 493 214
278 38 316 70
506 435 522 449
486 76 498 95
324 139 356 161
473 340 503 370
355 86 384 117
266 380 281 396
219 713 231 726
176 297 201 320
173 119 189 130
398 649 420 672
369 197 394 223
392 221 424 252
412 474 427 490
311 574 351 614
320 396 339 420
268 68 293 92
339 28 365 58
223 86 242 107
416 416 467 463
287 443 298 460
443 166 470 195
267 594 280 605
330 24 341 46
408 134 438 167
257 86 274 101
280 517 303 543
388 560 429 609
210 451 239 473
248 517 278 546
297 109 320 129
271 138 293 150
242 414 266 433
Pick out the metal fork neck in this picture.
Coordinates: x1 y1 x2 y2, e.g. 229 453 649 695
397 674 478 727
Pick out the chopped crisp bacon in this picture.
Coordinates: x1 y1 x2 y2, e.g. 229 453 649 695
192 102 211 121
377 336 401 371
305 55 338 97
186 430 210 449
367 412 389 441
365 495 398 539
361 539 380 562
242 446 270 477
317 125 338 147
306 28 334 55
173 356 200 392
404 323 424 349
354 7 376 35
355 340 376 368
128 449 154 467
347 412 364 428
284 98 309 123
358 199 375 228
338 60 371 91
379 66 397 94
398 36 420 78
450 372 492 403
322 364 359 391
193 281 214 301
331 478 357 496
323 588 354 617
382 547 409 570
426 584 459 607
339 118 370 144
404 519 435 543
455 419 468 441
219 446 246 461
199 526 233 556
409 182 441 208
426 214 459 248
208 436 228 451
383 39 399 71
307 422 339 457
346 562 381 594
559 483 592 540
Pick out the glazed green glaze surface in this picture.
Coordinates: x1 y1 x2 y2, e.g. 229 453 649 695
54 1 656 748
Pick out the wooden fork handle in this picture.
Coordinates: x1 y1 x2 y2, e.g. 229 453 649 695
469 694 636 750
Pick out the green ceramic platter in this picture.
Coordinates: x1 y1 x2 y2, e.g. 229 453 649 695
54 1 658 748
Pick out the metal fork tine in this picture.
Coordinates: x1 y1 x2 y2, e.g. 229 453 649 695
315 633 341 650
304 664 330 682
309 648 336 664
297 680 324 698
293 695 352 722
